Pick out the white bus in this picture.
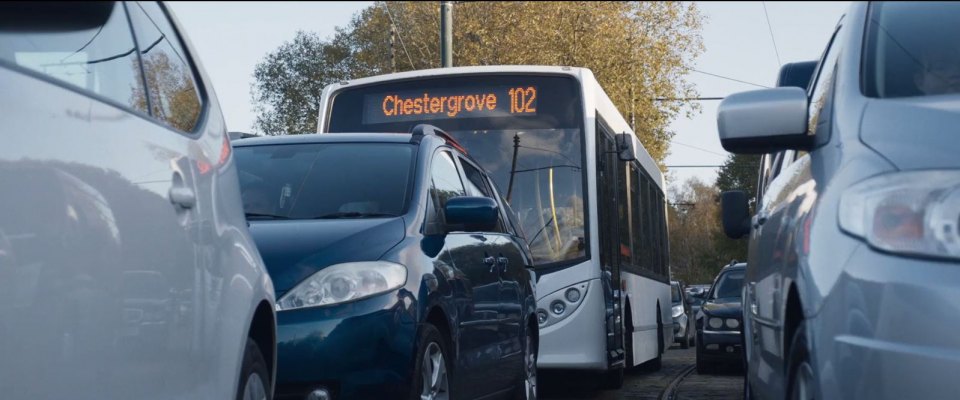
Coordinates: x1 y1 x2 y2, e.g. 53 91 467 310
317 66 671 387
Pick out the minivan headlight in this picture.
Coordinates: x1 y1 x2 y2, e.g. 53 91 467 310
839 171 960 260
277 261 407 311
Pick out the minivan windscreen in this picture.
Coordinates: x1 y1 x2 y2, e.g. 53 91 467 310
671 284 682 303
865 2 960 98
711 270 745 300
234 143 414 220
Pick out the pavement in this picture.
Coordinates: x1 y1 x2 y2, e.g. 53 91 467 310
540 344 743 400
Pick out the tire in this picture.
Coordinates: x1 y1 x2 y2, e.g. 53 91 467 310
409 324 453 400
786 321 815 400
237 338 271 400
599 366 624 390
647 308 663 371
513 325 538 400
695 334 711 375
624 306 634 370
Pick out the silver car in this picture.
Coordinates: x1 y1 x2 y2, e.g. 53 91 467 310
718 2 960 399
0 2 276 399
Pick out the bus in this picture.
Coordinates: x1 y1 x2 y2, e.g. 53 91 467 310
317 66 671 387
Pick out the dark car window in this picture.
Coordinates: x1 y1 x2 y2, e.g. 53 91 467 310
235 143 413 219
671 283 682 303
459 158 493 197
0 3 146 113
865 2 960 98
127 1 202 132
711 269 745 300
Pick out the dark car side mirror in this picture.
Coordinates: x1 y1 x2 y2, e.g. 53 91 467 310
721 190 751 239
444 196 499 232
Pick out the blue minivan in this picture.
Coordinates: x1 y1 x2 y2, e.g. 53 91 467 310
233 125 539 400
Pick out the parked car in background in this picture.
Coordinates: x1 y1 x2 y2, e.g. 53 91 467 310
718 2 960 398
671 281 694 349
233 125 539 400
686 288 706 320
0 2 276 399
695 263 745 373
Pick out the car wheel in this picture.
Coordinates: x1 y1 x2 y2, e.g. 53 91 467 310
787 322 815 400
237 338 271 400
410 324 452 400
695 334 710 375
599 366 624 390
513 327 537 400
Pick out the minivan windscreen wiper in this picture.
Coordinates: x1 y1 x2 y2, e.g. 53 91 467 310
244 212 289 220
311 212 398 219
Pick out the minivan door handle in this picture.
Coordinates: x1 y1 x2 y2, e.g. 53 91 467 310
169 185 196 209
169 170 195 210
483 256 497 273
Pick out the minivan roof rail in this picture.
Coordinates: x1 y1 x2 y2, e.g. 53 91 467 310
410 124 467 154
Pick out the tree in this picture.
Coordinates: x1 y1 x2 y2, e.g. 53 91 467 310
715 153 761 205
250 31 356 135
668 177 724 284
252 2 705 163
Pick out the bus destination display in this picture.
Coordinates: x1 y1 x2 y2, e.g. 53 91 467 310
362 85 538 124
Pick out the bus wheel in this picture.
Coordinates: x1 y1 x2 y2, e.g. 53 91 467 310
599 366 624 390
647 307 663 371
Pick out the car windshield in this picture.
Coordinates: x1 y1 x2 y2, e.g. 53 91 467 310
234 143 413 220
671 284 682 303
711 270 745 300
864 2 960 98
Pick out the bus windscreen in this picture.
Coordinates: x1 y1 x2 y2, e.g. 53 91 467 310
328 74 586 266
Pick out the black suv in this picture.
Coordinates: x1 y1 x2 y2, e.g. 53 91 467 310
695 262 745 373
233 125 539 400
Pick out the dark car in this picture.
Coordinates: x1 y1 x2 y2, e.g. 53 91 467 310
695 263 745 373
671 281 694 349
233 125 539 400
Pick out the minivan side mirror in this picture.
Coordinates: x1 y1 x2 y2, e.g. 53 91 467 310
444 196 499 232
615 133 636 162
720 190 751 239
717 87 809 154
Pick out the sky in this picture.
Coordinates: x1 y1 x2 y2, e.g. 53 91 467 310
169 1 849 192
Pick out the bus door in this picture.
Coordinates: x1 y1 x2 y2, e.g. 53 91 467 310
595 124 626 368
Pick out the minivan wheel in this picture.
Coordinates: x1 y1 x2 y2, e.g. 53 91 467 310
237 338 271 400
787 322 815 400
680 319 690 349
410 324 451 400
514 329 537 400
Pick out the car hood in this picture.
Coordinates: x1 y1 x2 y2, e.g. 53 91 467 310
701 299 743 318
861 95 960 170
248 217 406 297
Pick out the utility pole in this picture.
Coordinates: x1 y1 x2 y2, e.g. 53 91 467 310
440 1 453 67
389 23 396 73
506 133 520 201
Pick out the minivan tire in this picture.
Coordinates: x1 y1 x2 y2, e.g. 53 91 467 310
237 338 271 400
786 321 815 400
409 323 453 400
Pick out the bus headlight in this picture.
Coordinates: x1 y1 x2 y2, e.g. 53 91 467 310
536 280 590 329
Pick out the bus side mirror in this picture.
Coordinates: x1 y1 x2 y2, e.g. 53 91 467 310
721 190 751 239
615 133 636 162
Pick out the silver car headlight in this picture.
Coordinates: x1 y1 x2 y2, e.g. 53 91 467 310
839 171 960 260
277 261 407 311
672 304 684 318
